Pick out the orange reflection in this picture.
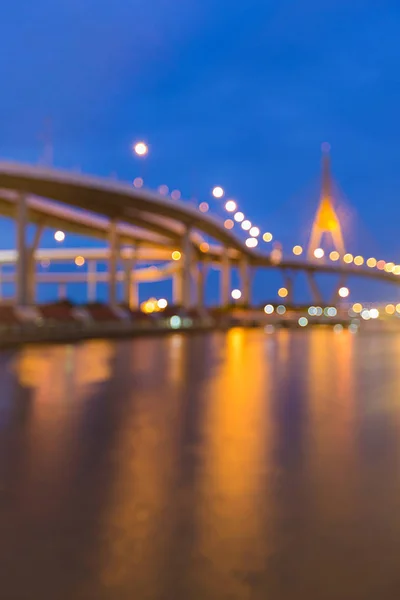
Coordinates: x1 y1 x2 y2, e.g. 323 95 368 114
307 329 356 520
192 328 273 595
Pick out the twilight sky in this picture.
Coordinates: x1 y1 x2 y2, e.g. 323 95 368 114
1 1 400 302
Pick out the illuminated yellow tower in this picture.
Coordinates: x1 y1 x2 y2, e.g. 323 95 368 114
308 144 345 258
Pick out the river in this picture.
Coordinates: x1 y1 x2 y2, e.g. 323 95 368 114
0 328 399 599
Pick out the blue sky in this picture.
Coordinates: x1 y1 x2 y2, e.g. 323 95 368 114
1 1 400 303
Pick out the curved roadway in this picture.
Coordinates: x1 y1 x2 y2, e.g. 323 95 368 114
0 161 399 287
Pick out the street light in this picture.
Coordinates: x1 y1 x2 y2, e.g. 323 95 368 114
133 141 148 156
212 186 224 199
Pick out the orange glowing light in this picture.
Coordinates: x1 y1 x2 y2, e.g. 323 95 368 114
278 287 288 298
343 253 353 264
75 256 85 267
199 242 209 253
330 251 340 261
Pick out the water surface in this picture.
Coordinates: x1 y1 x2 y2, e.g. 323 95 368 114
0 329 399 599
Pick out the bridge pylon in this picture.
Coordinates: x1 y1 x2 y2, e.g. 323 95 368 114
307 144 345 259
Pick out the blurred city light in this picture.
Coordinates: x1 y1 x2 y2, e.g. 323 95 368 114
157 298 168 309
172 251 181 261
293 245 303 256
231 289 242 300
234 211 244 222
54 230 65 242
338 286 350 298
170 315 182 329
212 186 224 198
278 287 288 298
241 220 251 231
249 226 260 237
263 232 273 242
225 200 237 212
158 184 169 195
75 256 85 267
314 248 324 259
133 141 148 156
133 177 143 188
199 202 209 213
264 304 274 314
343 253 353 264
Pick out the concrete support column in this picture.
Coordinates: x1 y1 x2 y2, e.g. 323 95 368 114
87 260 97 303
16 193 28 307
220 251 231 307
131 281 139 310
123 247 138 309
182 228 193 309
240 258 251 306
173 270 183 306
195 261 208 310
27 224 44 304
108 219 118 307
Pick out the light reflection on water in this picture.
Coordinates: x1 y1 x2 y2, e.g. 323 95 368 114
0 329 400 598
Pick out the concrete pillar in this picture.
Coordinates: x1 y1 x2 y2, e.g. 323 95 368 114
27 253 36 304
108 219 118 307
0 265 2 302
87 260 97 303
131 281 139 310
194 261 208 310
27 224 44 304
182 228 193 309
122 246 139 309
173 270 183 306
16 193 28 307
220 251 231 307
123 249 139 309
240 258 251 306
